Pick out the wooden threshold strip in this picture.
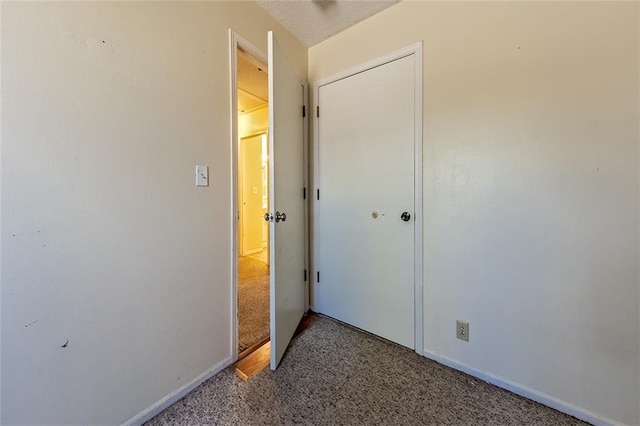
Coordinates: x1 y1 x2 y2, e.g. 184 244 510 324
235 340 270 381
238 335 270 361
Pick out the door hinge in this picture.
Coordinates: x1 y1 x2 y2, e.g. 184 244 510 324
304 269 307 282
317 271 320 283
302 105 306 118
316 106 319 118
303 187 307 200
316 189 320 200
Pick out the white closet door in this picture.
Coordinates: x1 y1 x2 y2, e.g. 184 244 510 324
315 55 415 349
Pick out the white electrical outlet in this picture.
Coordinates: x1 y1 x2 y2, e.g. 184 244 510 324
456 320 469 342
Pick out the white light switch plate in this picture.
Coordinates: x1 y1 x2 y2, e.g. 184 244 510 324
195 165 209 187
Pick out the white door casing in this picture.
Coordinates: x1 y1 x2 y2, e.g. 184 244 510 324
268 31 307 369
312 44 423 351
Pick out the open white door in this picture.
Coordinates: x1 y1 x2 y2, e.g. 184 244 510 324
267 31 306 370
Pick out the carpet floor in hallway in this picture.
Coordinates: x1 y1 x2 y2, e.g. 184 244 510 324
238 256 270 352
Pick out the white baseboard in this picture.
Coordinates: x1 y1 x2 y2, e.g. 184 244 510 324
120 345 626 426
123 356 234 426
422 350 626 426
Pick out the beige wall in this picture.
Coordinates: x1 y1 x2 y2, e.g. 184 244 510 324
0 2 306 424
309 2 639 425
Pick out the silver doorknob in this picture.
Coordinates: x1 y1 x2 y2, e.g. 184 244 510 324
275 211 287 223
401 212 411 222
264 212 273 222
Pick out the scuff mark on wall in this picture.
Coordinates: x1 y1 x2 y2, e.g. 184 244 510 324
24 320 38 328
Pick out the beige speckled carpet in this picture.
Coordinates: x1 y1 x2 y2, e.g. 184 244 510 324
146 315 587 426
238 256 270 351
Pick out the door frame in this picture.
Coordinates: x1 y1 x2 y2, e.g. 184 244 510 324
311 42 424 354
229 29 269 361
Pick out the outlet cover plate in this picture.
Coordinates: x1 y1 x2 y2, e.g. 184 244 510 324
456 320 469 342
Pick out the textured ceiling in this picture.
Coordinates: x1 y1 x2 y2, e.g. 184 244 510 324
256 0 400 47
238 49 268 114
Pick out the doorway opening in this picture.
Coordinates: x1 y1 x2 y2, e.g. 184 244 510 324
236 46 270 357
231 30 308 374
